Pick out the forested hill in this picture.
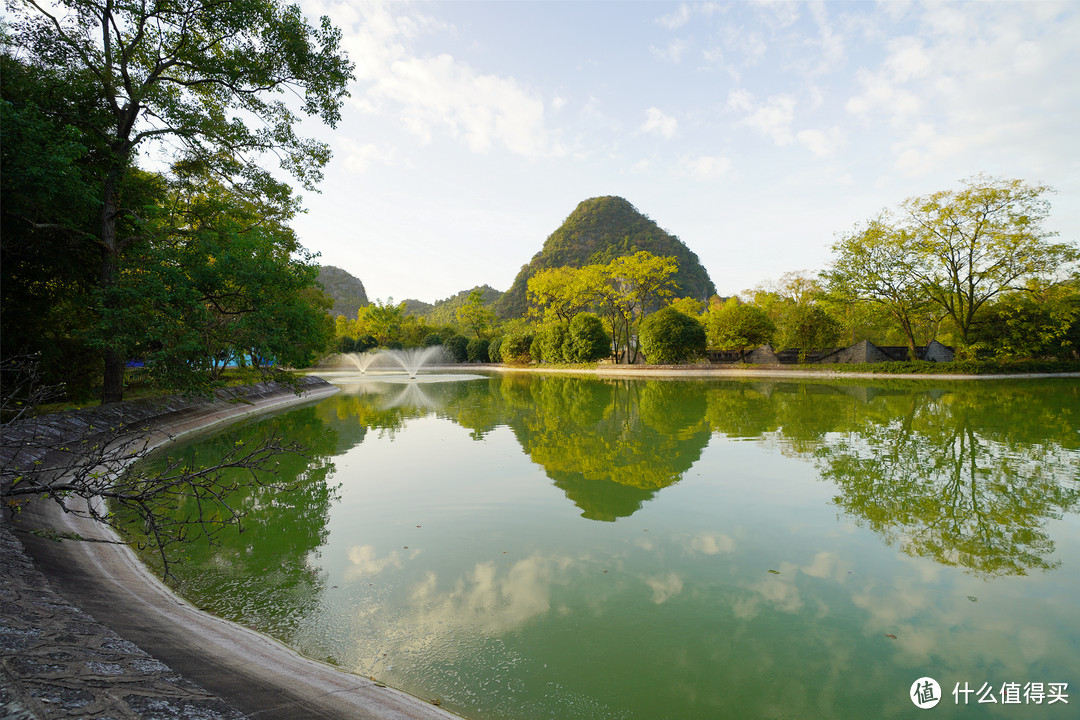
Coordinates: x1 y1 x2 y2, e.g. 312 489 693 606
407 285 502 325
317 265 369 319
495 196 717 318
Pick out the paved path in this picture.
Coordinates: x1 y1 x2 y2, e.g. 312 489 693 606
2 379 461 720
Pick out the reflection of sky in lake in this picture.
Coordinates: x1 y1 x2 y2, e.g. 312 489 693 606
147 378 1080 720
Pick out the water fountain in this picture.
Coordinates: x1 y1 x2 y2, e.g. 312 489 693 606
341 346 447 379
344 351 379 373
380 346 447 379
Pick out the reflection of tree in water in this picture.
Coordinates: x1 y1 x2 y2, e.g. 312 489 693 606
497 376 711 521
708 379 1080 577
130 406 340 639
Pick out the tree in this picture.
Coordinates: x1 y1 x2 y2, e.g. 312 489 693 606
444 335 469 363
527 266 595 323
638 307 706 365
600 252 679 364
825 214 938 358
466 338 490 363
8 0 353 403
903 176 1078 345
705 298 776 356
567 313 611 363
456 289 497 338
361 299 407 347
98 176 334 391
776 304 843 361
968 280 1080 359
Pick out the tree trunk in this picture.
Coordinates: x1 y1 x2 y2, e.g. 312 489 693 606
100 174 123 404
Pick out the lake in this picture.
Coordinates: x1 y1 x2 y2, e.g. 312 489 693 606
134 373 1079 719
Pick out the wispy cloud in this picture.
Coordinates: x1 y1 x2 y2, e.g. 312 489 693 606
641 107 678 139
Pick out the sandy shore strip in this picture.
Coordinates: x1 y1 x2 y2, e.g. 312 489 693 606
4 378 462 720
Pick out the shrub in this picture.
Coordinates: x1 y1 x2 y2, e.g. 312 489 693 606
567 313 610 362
422 332 443 347
638 307 706 364
538 323 569 363
487 336 503 363
501 334 533 365
466 337 490 363
444 335 469 363
336 336 356 353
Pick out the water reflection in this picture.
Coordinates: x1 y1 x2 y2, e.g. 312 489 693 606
129 375 1080 720
320 375 1080 575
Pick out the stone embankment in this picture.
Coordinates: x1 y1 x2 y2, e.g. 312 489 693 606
1 378 461 720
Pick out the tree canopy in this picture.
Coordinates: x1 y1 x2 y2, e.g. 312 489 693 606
6 0 354 401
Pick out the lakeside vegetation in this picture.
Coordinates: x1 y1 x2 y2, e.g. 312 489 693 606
3 5 1078 408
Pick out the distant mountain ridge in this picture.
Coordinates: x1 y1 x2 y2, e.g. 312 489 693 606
317 265 369 319
406 285 502 325
496 196 716 318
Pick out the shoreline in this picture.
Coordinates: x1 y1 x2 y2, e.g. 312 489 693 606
4 378 463 720
423 363 1080 382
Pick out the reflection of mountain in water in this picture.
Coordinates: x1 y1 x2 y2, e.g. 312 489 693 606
499 377 711 521
315 374 1080 573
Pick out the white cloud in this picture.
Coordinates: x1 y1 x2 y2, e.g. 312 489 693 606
845 2 1080 176
325 0 551 157
681 155 732 180
796 127 843 157
650 38 692 63
641 107 678 138
339 138 397 173
657 3 692 30
741 94 798 146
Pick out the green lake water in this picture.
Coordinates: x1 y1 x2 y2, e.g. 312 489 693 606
135 373 1079 719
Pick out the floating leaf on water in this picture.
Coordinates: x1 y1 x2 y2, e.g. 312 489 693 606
768 569 781 574
967 596 978 602
883 633 897 639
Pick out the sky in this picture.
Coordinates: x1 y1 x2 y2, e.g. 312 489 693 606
290 0 1080 304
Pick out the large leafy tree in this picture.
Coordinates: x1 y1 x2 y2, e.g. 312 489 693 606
8 0 353 402
825 214 936 358
705 298 776 356
903 176 1077 345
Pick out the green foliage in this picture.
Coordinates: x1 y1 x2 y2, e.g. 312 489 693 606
422 333 444 347
498 196 716 318
419 285 502 326
706 298 776 352
537 323 569 363
776 304 844 360
500 335 533 366
487 337 503 363
638 307 706 365
456 289 498 338
466 338 490 363
567 313 611 363
964 282 1079 359
5 0 354 401
444 335 469 363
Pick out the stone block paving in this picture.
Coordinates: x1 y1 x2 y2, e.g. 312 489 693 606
1 525 245 720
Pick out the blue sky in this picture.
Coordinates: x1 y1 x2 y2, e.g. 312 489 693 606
293 0 1080 304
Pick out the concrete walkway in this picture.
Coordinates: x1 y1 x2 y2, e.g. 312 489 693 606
2 378 461 720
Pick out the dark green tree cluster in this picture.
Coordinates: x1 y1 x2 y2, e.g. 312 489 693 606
2 0 354 401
